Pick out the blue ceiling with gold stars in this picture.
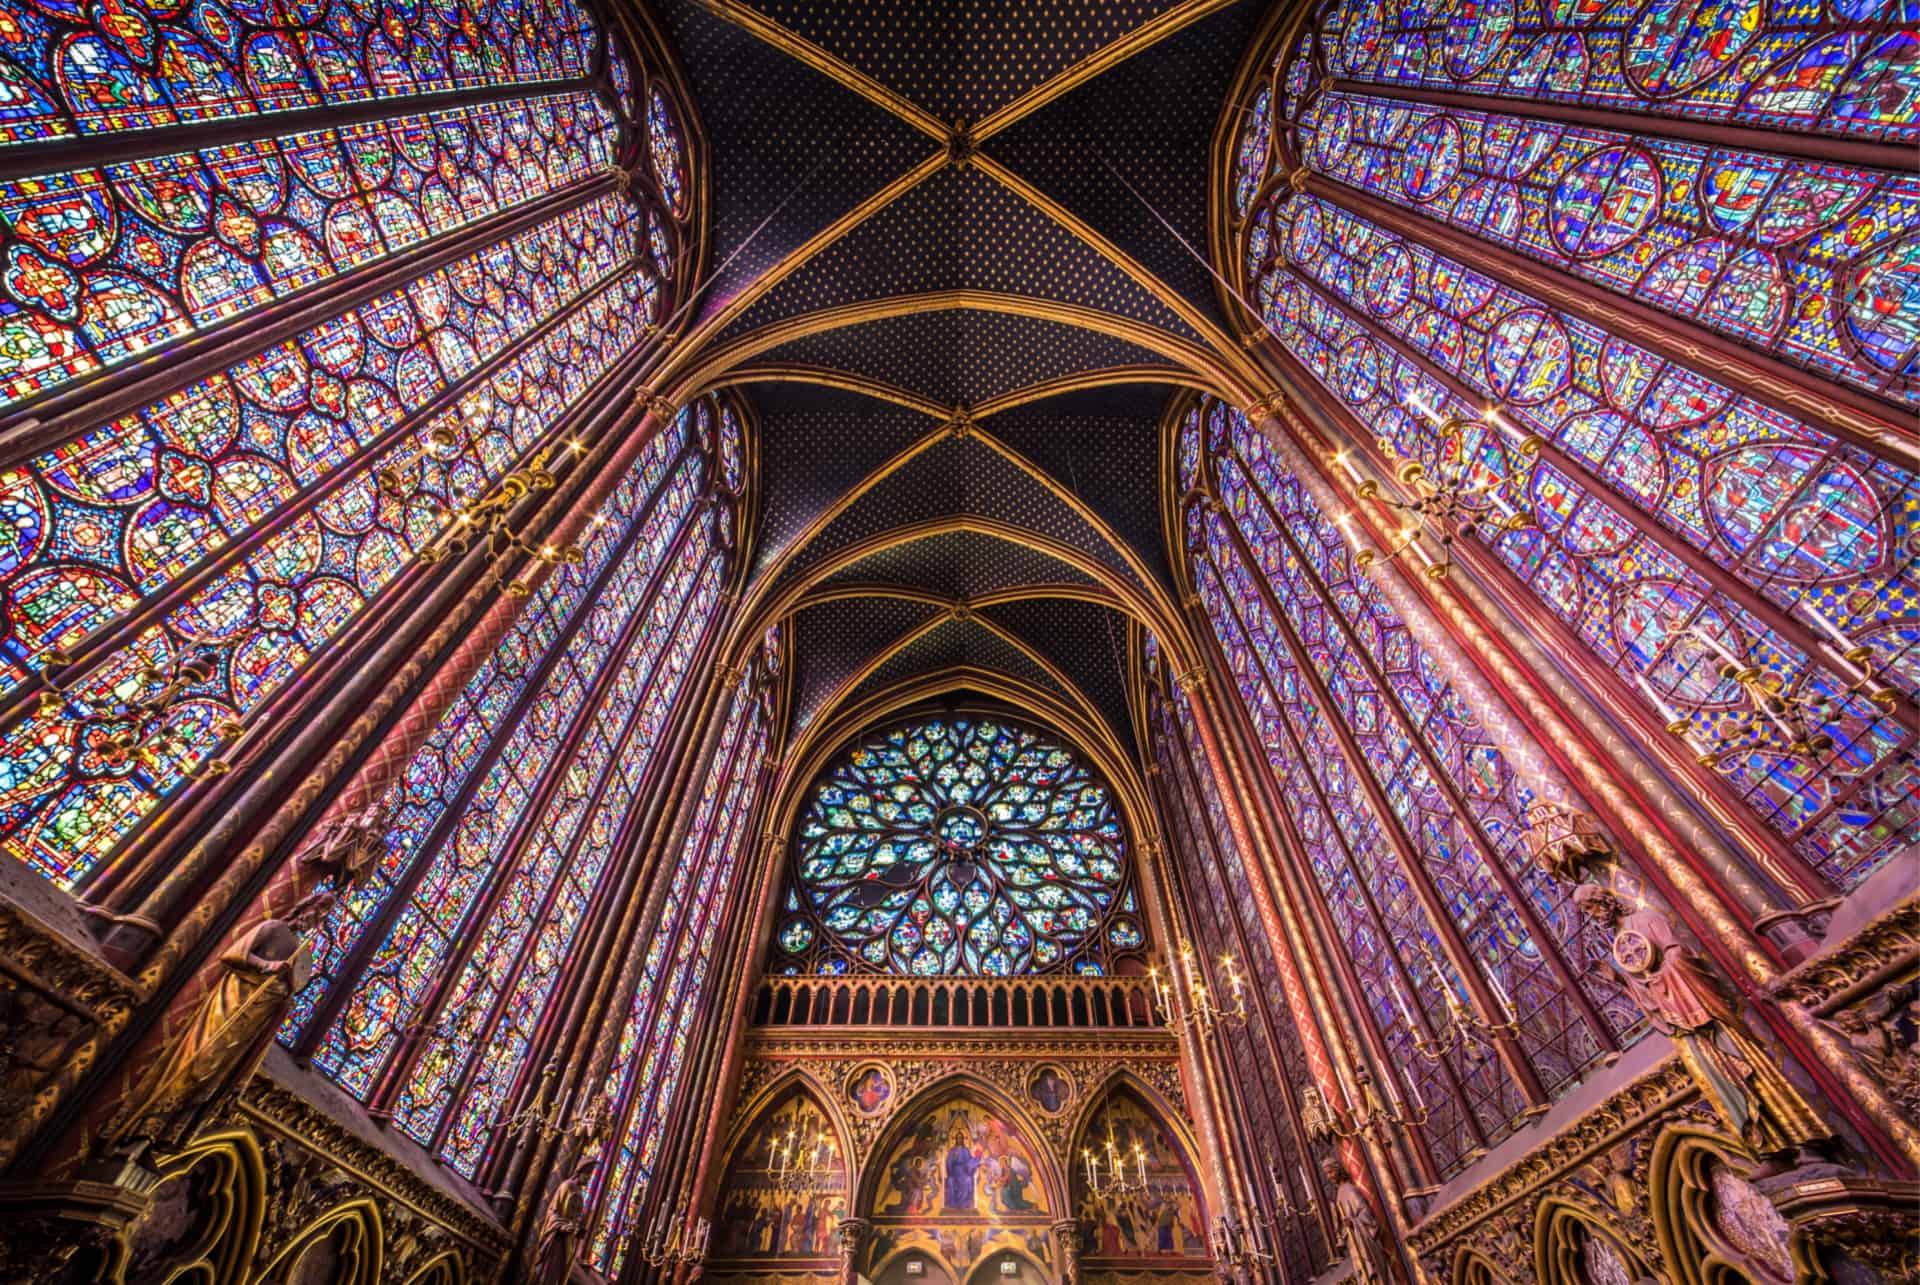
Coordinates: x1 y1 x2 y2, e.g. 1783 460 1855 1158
654 0 1265 756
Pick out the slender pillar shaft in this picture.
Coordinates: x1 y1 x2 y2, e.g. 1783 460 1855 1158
1198 502 1550 1109
1250 393 1920 1174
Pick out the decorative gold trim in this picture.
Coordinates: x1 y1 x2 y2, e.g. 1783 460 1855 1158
973 156 1262 390
1775 897 1920 1013
665 151 948 371
971 0 1247 141
710 365 952 418
1408 1056 1694 1255
670 290 1253 406
237 1079 509 1257
682 0 948 139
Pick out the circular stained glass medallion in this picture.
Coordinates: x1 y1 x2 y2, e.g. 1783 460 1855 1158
789 714 1134 977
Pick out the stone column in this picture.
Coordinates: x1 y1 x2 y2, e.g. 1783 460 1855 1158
835 1216 869 1285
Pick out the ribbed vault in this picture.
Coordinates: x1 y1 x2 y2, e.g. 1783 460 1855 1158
642 0 1275 753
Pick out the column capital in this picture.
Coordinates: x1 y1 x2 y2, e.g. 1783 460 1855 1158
634 389 678 421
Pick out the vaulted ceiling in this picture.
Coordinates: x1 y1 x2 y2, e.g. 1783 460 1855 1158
651 0 1277 768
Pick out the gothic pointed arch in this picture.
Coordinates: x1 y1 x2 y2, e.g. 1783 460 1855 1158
1067 1074 1212 1271
707 1072 853 1268
858 1074 1064 1283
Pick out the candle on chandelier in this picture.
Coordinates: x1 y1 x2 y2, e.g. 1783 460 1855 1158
1334 450 1365 486
1401 1060 1426 1111
1389 974 1418 1027
1631 671 1683 727
1403 530 1435 568
1478 956 1517 1024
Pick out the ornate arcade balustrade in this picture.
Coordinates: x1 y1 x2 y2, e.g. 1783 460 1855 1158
752 973 1157 1030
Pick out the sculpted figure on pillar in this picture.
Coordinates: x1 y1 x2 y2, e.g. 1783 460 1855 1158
1323 1159 1399 1285
102 887 336 1159
292 798 392 893
533 1153 597 1285
1574 886 1832 1174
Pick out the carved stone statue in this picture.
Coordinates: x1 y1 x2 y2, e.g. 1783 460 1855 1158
1323 1160 1398 1285
104 888 335 1157
1298 1083 1338 1150
533 1153 596 1285
1574 886 1831 1173
293 799 391 891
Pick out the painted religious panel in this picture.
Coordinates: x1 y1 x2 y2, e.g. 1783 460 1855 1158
1074 1090 1210 1269
711 1089 848 1271
868 1093 1054 1284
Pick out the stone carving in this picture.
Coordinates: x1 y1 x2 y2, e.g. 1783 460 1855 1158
291 799 391 892
1574 887 1830 1173
533 1153 596 1285
1821 979 1919 1117
104 889 336 1158
1323 1159 1398 1285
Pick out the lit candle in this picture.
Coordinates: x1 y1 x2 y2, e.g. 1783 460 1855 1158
1689 626 1743 672
1632 671 1682 726
1406 393 1443 426
1298 1162 1313 1194
1802 601 1854 650
1390 975 1418 1027
1403 530 1436 568
1475 955 1515 1022
1400 1060 1426 1111
1335 451 1365 485
1336 513 1367 555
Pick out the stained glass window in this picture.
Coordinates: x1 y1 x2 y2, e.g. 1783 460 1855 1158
1146 652 1326 1279
590 643 776 1277
1178 399 1640 1173
777 713 1142 978
1317 0 1920 143
1291 87 1920 406
1228 24 1920 891
0 0 702 895
290 396 747 1182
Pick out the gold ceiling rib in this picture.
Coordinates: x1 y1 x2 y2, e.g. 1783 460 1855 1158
970 0 1246 141
662 150 949 373
969 366 1213 419
673 290 1254 402
746 422 953 588
799 605 1115 750
972 156 1265 391
725 515 1198 678
767 666 1157 851
968 428 1177 618
711 365 952 418
685 0 948 138
733 412 1163 648
792 583 1129 615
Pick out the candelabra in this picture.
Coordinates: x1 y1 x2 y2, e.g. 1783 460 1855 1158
1323 1058 1428 1146
490 1061 612 1149
1388 942 1520 1065
1148 941 1248 1036
415 438 586 597
1082 1101 1150 1200
1330 393 1540 581
42 642 244 778
642 1204 711 1269
1266 1160 1318 1221
767 1126 839 1194
1633 608 1902 775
